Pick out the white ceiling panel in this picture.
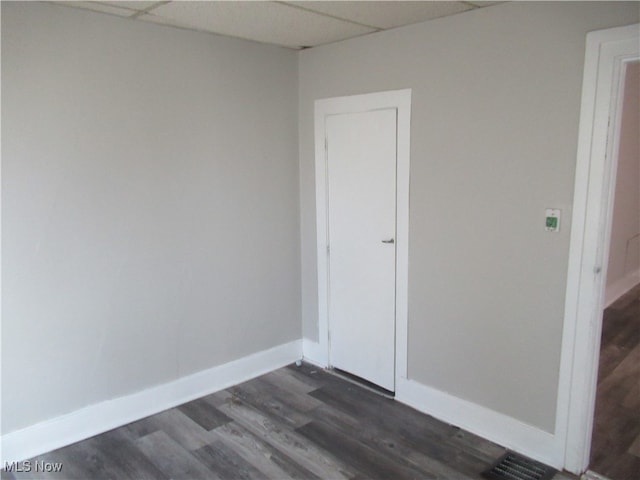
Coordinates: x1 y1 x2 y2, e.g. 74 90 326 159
54 1 506 50
139 1 375 48
287 1 474 30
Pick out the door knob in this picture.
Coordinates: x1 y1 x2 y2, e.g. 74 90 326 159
381 239 395 244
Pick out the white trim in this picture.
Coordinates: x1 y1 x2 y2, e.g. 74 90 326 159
561 23 639 474
0 340 302 464
604 269 640 308
396 378 564 469
314 89 411 386
581 470 613 480
302 338 327 368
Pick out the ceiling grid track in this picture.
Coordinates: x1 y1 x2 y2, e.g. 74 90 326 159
51 1 504 49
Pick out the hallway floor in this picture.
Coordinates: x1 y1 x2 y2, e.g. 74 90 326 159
589 283 640 480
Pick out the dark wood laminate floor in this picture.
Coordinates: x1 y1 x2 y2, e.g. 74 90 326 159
590 283 640 480
2 363 576 480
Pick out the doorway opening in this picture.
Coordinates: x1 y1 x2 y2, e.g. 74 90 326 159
562 23 639 475
588 59 640 480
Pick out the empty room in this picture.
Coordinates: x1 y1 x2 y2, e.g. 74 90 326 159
2 1 639 479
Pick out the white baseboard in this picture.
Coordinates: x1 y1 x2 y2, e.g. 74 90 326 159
302 338 327 367
604 269 639 308
1 339 302 464
581 470 613 480
395 377 564 469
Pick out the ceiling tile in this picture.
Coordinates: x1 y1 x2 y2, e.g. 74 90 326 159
139 1 375 48
286 1 475 30
55 1 137 17
54 0 506 50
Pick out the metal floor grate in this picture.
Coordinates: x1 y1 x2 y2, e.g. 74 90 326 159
482 452 557 480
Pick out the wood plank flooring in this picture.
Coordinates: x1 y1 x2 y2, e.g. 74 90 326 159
2 363 575 479
590 283 640 480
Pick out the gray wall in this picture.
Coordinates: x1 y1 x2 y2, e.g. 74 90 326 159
606 61 640 292
2 2 300 434
298 2 639 433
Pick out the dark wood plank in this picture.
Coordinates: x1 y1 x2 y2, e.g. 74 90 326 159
227 379 312 428
260 367 319 395
309 379 458 448
305 392 491 479
305 407 473 480
53 428 170 480
597 343 629 384
178 397 233 431
216 394 356 479
88 429 171 480
211 421 321 480
123 408 217 451
191 439 268 480
249 376 323 412
284 362 328 390
135 430 219 479
590 283 640 480
605 453 640 480
0 470 17 480
297 419 438 480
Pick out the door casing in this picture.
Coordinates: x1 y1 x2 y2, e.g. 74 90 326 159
561 23 639 474
314 89 411 384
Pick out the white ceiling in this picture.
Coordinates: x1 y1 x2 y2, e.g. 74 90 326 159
55 1 503 49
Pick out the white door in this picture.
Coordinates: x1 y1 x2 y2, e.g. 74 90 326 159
326 108 397 391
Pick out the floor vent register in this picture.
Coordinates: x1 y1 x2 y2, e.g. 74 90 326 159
482 452 557 480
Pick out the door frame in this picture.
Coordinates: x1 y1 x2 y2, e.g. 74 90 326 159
314 89 411 383
561 23 639 474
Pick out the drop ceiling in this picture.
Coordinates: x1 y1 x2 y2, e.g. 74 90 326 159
55 1 503 49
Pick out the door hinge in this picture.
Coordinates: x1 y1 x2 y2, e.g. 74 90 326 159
327 244 330 255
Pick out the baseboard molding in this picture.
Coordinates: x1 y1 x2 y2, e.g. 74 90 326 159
395 377 564 469
1 339 302 464
581 470 613 480
302 338 327 367
604 270 639 308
